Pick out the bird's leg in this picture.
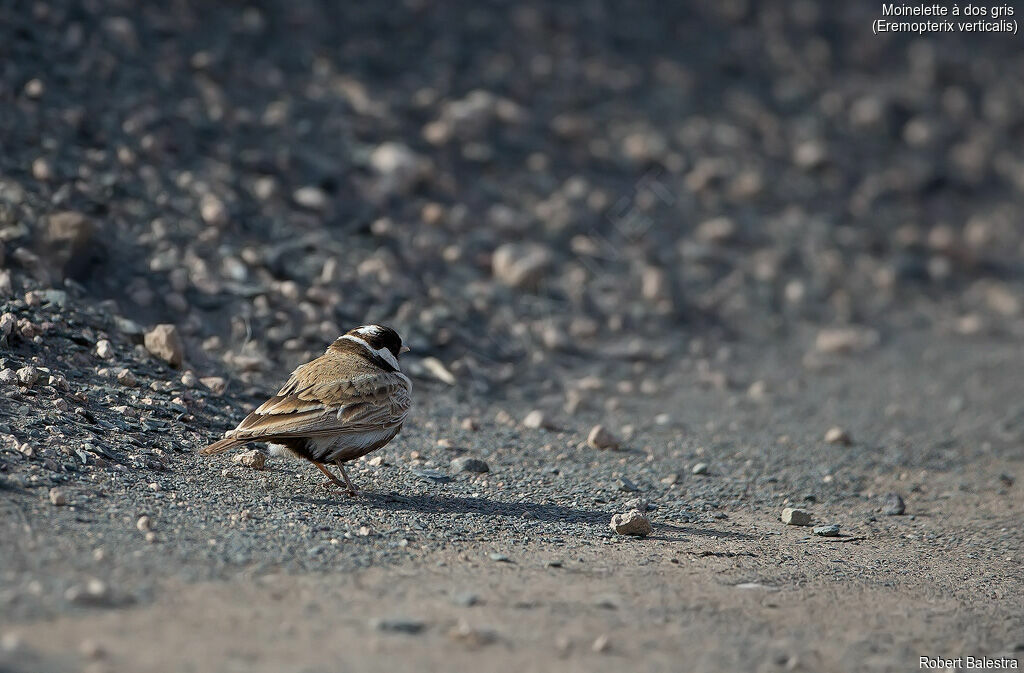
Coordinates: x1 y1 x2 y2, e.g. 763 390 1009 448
312 461 347 490
334 459 358 497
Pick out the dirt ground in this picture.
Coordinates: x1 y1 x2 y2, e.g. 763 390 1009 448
3 328 1022 673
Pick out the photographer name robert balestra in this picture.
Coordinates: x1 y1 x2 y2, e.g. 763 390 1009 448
920 656 1019 670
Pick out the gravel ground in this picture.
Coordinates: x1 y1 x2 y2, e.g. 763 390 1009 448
1 1 1023 672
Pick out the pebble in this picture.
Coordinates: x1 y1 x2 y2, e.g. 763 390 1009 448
781 508 812 526
691 462 709 475
591 634 611 653
488 552 512 563
420 356 456 385
491 242 553 289
232 450 266 470
824 426 852 445
373 617 425 634
522 409 554 430
48 487 67 506
200 376 227 395
95 340 114 359
587 424 620 450
136 515 152 532
815 327 879 354
65 579 114 607
293 186 329 211
450 456 489 473
883 492 906 516
813 524 841 537
199 194 228 226
144 324 184 368
180 371 198 388
0 369 17 384
16 366 40 387
116 369 137 387
610 510 652 537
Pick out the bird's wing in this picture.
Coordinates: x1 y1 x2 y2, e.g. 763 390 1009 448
230 363 412 441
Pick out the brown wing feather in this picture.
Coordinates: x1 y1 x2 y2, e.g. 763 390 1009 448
225 347 412 444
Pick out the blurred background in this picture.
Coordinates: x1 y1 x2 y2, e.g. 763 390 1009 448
2 0 1024 380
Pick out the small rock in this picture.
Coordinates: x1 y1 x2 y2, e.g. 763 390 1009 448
488 553 512 563
882 492 906 516
373 617 425 634
232 450 266 470
95 339 114 360
116 369 137 387
199 193 228 226
691 462 709 475
781 508 812 526
293 186 329 211
368 142 424 197
367 455 386 467
136 515 152 532
695 216 736 244
492 242 553 289
0 369 17 384
0 313 14 339
461 417 479 431
587 424 620 450
814 327 879 354
824 427 852 445
451 456 489 473
610 510 652 537
592 634 611 653
199 376 227 395
144 324 184 368
180 371 198 388
421 357 456 385
410 467 450 483
65 579 113 607
16 366 39 387
522 409 554 430
48 487 67 506
813 524 841 537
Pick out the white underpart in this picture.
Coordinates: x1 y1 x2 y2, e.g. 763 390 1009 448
267 443 292 457
338 334 401 371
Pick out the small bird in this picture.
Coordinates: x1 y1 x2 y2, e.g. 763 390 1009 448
201 324 412 496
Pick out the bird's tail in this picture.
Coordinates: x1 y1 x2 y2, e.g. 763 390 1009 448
200 436 244 456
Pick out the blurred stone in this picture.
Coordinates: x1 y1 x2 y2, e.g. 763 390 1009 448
824 426 852 445
199 194 228 226
48 487 67 506
587 425 620 450
144 324 184 368
293 186 328 211
450 456 489 473
522 409 555 430
492 243 552 289
815 327 879 354
883 493 906 516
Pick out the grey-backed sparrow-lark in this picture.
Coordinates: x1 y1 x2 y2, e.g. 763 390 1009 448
201 325 412 495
